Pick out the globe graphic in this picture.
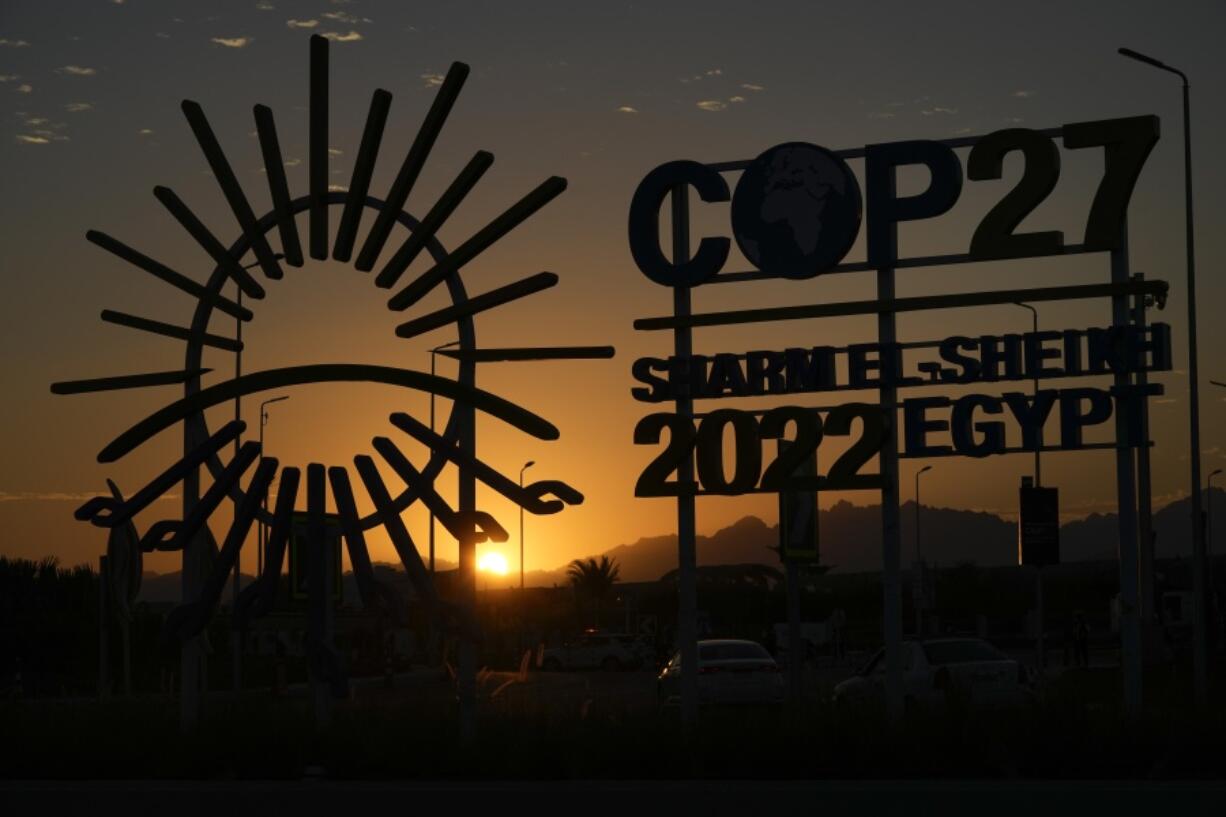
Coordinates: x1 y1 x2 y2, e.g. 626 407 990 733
731 142 862 279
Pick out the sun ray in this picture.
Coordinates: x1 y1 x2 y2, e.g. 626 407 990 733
51 368 213 395
354 61 470 271
164 456 278 642
332 89 393 262
374 150 493 289
329 465 398 614
313 34 333 257
97 363 559 464
74 420 245 524
388 411 577 514
140 440 262 554
86 231 252 320
393 271 557 339
352 454 438 605
237 465 300 626
181 100 284 280
152 186 266 299
385 177 566 311
437 345 616 362
370 436 507 544
100 309 242 352
253 104 304 267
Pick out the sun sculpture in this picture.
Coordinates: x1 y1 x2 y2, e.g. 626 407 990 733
52 35 613 697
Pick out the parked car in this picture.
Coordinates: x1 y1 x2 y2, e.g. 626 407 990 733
657 639 785 707
832 637 1033 711
539 632 647 671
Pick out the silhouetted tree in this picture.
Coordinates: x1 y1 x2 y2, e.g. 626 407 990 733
566 556 620 628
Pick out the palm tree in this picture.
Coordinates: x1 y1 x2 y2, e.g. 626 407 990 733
566 556 620 628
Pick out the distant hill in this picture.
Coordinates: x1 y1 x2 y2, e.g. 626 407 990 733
136 490 1226 601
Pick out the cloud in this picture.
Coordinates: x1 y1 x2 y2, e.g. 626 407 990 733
1013 90 1036 98
867 112 895 119
421 73 445 87
0 39 31 48
921 106 958 116
705 68 722 76
14 134 49 145
256 1 275 9
283 157 301 167
23 116 48 125
0 74 17 82
322 30 363 42
65 102 93 112
58 65 97 76
327 183 348 192
16 84 32 93
616 105 638 114
696 100 727 112
287 19 318 29
0 490 178 502
740 83 765 92
138 128 153 135
327 147 342 155
322 11 371 23
211 37 253 48
728 95 746 103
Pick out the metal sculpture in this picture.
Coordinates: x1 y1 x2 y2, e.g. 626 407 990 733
52 35 613 720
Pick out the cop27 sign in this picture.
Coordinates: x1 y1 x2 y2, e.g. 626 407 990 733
629 115 1166 498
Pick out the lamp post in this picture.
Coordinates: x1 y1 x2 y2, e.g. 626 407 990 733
519 460 535 592
428 339 461 575
519 460 535 654
1013 302 1041 486
231 255 281 694
1119 46 1205 705
257 395 290 577
915 465 932 636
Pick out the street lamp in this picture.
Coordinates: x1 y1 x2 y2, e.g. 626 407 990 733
428 339 461 574
231 254 283 694
519 460 535 592
1013 302 1041 485
915 465 932 637
1119 46 1206 705
257 395 291 577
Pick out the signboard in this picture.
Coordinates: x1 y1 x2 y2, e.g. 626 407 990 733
288 512 343 603
777 438 819 563
1019 479 1060 567
628 113 1166 720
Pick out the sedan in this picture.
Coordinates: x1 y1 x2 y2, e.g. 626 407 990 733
832 637 1033 711
658 639 785 707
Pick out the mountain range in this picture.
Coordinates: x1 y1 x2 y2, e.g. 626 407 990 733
135 489 1226 602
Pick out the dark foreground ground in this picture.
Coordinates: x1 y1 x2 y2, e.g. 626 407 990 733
2 661 1225 814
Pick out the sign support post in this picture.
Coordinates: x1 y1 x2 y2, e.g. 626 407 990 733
670 183 700 729
458 401 478 744
877 262 904 719
1111 227 1143 715
1132 273 1156 635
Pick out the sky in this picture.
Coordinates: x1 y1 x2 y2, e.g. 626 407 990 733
1 0 1224 581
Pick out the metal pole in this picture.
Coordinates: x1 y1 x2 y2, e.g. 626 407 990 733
1132 275 1156 640
1014 302 1045 670
671 182 700 729
1111 225 1142 716
457 393 478 744
519 460 534 655
428 340 460 576
1118 46 1205 707
232 287 242 693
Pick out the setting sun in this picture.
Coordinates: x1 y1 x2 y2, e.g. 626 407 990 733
477 552 510 575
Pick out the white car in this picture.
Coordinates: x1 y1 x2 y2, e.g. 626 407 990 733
539 632 647 671
832 638 1033 711
657 639 785 707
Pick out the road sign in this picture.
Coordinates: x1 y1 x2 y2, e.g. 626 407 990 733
1019 479 1060 567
